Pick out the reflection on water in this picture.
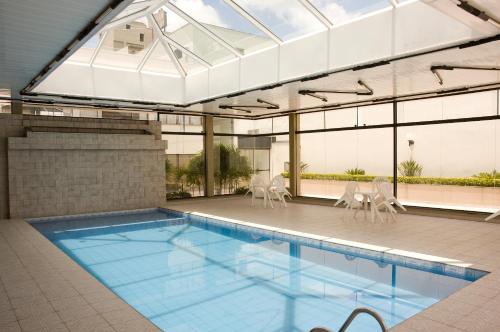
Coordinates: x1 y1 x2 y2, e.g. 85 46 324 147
32 211 478 332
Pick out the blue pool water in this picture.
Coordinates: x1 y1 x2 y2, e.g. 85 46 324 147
31 209 485 332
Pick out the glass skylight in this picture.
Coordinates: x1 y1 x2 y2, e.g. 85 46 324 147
141 41 182 75
93 18 156 69
170 0 275 54
113 0 156 21
233 0 326 40
66 35 100 63
310 0 392 25
153 6 236 65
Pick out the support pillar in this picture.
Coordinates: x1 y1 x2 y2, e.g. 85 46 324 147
11 100 22 115
204 115 214 197
288 113 300 197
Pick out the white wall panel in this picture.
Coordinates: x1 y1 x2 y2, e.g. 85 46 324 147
394 1 478 54
93 67 142 100
141 74 184 104
329 10 392 69
240 46 279 91
279 31 328 81
34 64 94 96
209 59 240 98
185 70 209 102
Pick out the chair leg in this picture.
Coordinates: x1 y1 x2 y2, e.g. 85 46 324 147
485 209 500 221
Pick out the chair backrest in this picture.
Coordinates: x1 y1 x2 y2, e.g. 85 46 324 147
372 176 389 192
270 175 286 191
344 181 360 197
377 182 394 199
250 174 266 187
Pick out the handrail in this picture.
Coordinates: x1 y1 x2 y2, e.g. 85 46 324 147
310 307 388 332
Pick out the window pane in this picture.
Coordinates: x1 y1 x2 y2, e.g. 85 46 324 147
299 129 393 199
398 91 498 123
160 114 204 133
214 136 253 194
299 112 324 131
171 0 275 54
358 104 392 126
310 0 391 25
272 116 289 133
164 134 205 198
67 35 100 64
233 0 325 40
325 107 357 128
94 19 155 69
141 42 182 75
153 6 235 65
397 121 500 211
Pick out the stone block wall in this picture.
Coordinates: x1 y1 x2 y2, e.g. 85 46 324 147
0 114 165 219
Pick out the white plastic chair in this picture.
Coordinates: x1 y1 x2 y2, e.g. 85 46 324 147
245 175 270 207
373 179 406 212
268 175 289 207
335 181 362 216
485 209 500 221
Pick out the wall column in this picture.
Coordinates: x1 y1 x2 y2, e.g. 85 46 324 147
204 115 214 197
11 100 22 115
288 113 300 197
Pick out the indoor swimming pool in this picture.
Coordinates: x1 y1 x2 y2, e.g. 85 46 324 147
30 209 486 332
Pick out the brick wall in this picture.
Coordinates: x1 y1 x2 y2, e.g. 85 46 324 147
0 114 165 219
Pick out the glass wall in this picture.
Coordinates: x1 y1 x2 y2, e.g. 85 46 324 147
396 92 500 210
164 135 205 198
297 89 500 211
298 105 393 199
213 117 289 195
161 114 205 199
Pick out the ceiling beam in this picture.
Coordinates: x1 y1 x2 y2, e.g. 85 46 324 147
102 0 165 32
222 0 282 44
164 1 243 57
137 39 159 71
89 31 108 66
297 0 333 28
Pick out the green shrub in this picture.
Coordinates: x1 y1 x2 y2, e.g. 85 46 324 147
166 191 192 200
281 172 500 187
398 159 423 177
473 170 500 179
233 186 249 195
345 168 365 175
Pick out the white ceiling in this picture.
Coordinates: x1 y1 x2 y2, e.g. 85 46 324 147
0 0 129 96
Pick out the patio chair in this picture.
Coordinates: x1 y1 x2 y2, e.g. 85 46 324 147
485 209 500 221
371 182 400 222
272 175 292 200
268 175 289 207
334 181 362 216
374 180 406 212
245 175 270 207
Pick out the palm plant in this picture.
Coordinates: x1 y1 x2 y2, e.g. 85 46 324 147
398 159 423 177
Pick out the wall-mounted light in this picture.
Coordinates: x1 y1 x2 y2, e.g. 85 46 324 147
430 65 500 86
219 98 279 114
298 80 374 101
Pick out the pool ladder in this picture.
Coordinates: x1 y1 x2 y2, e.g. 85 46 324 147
310 307 388 332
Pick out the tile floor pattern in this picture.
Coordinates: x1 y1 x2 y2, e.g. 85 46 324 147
1 197 500 331
166 197 500 332
0 214 160 332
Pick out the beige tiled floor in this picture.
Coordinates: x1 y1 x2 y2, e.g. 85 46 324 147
1 197 500 332
0 216 159 332
166 197 500 332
